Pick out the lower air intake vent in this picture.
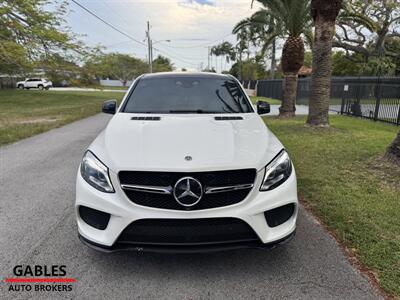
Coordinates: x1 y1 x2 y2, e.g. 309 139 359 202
264 204 295 228
79 206 110 230
117 218 259 245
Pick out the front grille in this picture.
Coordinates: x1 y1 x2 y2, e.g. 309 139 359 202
117 218 259 245
119 169 256 210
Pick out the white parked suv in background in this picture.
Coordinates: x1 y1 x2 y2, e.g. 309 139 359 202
76 72 298 253
16 78 53 90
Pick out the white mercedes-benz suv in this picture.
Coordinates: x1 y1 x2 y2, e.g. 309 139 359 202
76 72 298 252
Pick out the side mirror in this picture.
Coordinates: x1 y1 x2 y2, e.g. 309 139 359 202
102 100 117 114
257 101 270 115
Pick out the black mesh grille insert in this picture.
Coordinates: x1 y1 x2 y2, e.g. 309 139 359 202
117 218 259 245
79 206 110 230
119 169 256 210
264 203 295 228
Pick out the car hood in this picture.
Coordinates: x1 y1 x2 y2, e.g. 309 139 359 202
89 113 284 173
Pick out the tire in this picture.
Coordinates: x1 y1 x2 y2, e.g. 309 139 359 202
18 84 24 90
38 85 44 90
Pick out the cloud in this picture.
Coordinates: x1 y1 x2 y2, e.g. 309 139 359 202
67 0 259 68
177 0 217 11
181 0 216 6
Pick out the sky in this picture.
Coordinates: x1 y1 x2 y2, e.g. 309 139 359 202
65 0 260 71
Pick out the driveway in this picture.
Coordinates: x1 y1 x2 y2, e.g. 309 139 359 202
0 114 381 299
269 105 309 115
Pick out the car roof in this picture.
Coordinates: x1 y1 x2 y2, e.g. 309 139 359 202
141 72 234 80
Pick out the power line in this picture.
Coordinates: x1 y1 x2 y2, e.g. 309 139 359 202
71 0 201 67
152 47 200 67
159 33 235 49
70 0 147 48
99 0 133 32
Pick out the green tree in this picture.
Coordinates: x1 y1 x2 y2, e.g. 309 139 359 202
0 0 83 75
252 0 311 118
88 53 148 86
233 10 279 79
331 51 362 76
229 58 266 80
152 55 174 73
307 0 343 126
334 0 400 64
232 26 252 80
39 54 80 86
303 51 313 68
210 42 236 63
331 51 399 77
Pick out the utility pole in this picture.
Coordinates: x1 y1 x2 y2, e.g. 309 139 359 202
146 21 152 73
207 47 210 71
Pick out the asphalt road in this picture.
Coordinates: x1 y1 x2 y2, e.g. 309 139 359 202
0 114 382 299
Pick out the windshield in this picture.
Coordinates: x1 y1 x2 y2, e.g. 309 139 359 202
122 76 253 114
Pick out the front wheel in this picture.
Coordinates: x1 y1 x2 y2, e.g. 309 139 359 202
18 84 24 89
38 85 44 90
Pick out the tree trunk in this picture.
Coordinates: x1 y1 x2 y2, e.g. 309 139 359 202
385 130 400 165
280 73 297 118
239 53 243 81
271 39 276 79
280 36 304 118
306 16 336 126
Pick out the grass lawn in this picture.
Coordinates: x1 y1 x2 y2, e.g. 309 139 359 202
250 96 281 105
263 115 399 297
87 85 129 91
0 89 124 146
101 86 129 90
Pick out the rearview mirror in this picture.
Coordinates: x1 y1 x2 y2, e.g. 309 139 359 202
257 101 270 115
102 100 117 114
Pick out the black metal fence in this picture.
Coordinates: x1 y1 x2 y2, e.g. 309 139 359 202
0 76 24 89
255 77 400 125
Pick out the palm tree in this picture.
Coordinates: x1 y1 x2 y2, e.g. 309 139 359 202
211 42 236 64
251 0 311 118
233 27 251 80
306 0 343 126
386 130 400 165
233 10 279 79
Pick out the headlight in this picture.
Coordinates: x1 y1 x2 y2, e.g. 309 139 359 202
260 150 292 191
80 151 114 193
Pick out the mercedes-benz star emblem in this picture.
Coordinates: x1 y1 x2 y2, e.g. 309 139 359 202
173 177 203 207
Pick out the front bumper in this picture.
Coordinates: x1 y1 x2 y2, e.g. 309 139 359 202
78 229 296 253
75 167 298 252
